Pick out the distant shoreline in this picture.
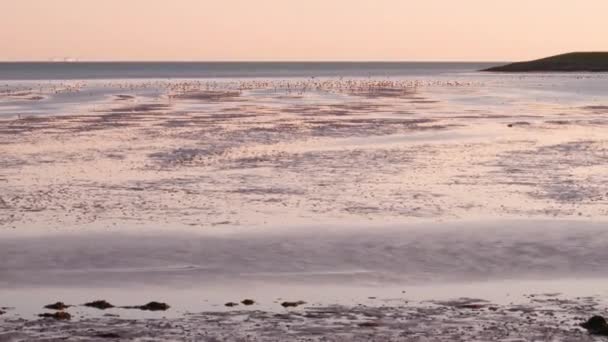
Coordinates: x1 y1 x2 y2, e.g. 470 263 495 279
0 61 498 80
483 52 608 72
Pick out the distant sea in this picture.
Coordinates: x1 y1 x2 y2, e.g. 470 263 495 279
0 62 500 80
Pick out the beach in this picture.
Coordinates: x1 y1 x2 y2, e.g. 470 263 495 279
1 64 608 340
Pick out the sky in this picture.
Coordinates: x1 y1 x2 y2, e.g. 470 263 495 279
1 0 607 62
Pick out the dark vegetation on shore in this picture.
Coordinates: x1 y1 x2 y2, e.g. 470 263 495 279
483 52 608 72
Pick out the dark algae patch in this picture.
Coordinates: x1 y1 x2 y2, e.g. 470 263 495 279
44 302 71 310
85 300 115 310
483 52 608 72
38 311 71 320
581 316 608 336
3 296 607 340
281 301 307 308
241 299 255 306
123 301 170 311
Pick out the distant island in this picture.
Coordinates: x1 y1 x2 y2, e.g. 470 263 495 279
483 52 608 72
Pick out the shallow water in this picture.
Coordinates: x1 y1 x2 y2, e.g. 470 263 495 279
2 220 608 287
1 65 608 339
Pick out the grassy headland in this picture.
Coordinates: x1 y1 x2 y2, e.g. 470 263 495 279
483 52 608 72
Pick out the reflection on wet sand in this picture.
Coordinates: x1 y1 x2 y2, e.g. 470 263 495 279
1 76 608 339
1 79 607 229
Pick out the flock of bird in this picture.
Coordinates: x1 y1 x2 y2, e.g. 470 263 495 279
1 78 481 100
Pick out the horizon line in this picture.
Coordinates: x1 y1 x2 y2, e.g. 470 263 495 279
0 59 506 63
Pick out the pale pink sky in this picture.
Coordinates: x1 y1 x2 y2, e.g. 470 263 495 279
1 0 606 61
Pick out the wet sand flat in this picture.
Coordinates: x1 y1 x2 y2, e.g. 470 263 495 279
2 75 608 340
1 78 607 230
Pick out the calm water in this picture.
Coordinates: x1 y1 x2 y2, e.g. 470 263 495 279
0 61 500 80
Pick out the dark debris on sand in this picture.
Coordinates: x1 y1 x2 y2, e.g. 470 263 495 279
581 316 608 336
44 302 71 310
85 300 115 310
38 311 71 320
281 301 307 308
4 297 604 341
241 299 255 306
123 302 170 311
